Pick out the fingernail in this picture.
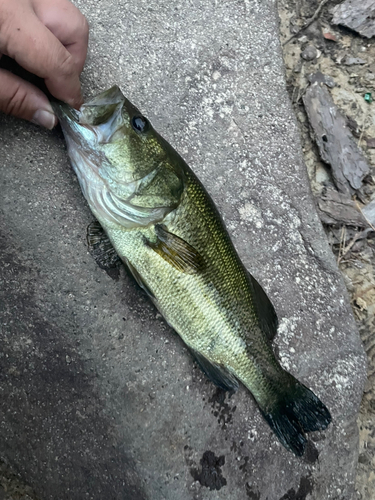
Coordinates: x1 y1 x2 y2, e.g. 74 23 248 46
69 95 84 109
66 89 84 109
32 109 58 129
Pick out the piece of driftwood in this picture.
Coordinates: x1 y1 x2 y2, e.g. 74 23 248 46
303 82 370 194
331 0 375 38
317 188 368 226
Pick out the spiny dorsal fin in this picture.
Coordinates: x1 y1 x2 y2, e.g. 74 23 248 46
190 349 239 392
248 272 278 342
147 224 206 274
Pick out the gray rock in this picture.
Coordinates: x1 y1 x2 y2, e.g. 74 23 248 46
362 199 375 226
301 44 318 61
0 0 366 500
308 71 336 88
342 56 366 66
331 0 375 38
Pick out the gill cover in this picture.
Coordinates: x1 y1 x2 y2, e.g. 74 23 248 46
53 86 184 228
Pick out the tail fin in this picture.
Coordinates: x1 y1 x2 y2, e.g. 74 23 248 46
260 380 331 456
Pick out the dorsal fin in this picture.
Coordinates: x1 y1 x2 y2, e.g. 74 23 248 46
248 272 278 342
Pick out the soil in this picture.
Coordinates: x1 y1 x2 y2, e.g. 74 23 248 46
277 1 375 498
0 461 36 500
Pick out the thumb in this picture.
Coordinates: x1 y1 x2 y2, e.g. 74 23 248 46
0 69 57 129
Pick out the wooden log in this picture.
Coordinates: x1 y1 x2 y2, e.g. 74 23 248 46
303 82 370 194
317 188 368 226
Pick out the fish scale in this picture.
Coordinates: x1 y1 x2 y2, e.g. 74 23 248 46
53 86 331 456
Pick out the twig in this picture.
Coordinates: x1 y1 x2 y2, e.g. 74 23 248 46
294 63 306 103
291 85 297 103
337 225 346 264
295 83 309 103
339 231 362 262
283 0 330 46
358 107 369 147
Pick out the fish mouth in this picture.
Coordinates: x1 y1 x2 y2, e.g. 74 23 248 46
82 85 124 108
52 85 126 145
79 86 126 127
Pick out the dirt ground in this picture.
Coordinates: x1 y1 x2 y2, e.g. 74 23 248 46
277 1 375 498
1 1 374 499
0 461 35 500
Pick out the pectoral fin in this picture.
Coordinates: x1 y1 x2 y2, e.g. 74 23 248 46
147 224 206 274
190 349 239 392
248 272 278 342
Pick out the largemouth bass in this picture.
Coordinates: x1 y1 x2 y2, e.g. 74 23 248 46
53 86 331 456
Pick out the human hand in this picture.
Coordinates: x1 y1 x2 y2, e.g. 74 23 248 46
0 0 88 128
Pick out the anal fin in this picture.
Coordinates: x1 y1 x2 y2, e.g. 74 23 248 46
125 259 155 300
248 272 278 342
190 349 239 392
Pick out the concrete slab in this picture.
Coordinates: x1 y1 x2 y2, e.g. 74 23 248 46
0 0 366 499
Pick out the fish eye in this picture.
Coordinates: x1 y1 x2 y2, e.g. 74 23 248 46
131 115 149 133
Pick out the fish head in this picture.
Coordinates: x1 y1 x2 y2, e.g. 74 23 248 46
53 87 184 228
55 86 168 183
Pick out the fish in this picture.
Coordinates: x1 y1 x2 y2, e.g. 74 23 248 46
52 86 331 456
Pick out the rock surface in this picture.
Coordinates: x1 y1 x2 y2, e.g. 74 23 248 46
331 0 375 39
0 0 367 499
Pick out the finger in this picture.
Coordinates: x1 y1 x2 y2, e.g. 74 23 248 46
1 5 82 108
32 0 89 73
0 69 57 128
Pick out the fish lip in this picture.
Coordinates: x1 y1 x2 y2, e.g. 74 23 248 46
51 100 79 122
78 86 125 126
80 85 125 109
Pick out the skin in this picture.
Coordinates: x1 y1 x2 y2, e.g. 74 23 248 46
0 0 88 128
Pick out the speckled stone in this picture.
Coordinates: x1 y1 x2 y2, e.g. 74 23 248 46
301 45 318 61
0 1 366 499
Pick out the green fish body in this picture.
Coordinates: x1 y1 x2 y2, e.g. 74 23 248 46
53 87 331 456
